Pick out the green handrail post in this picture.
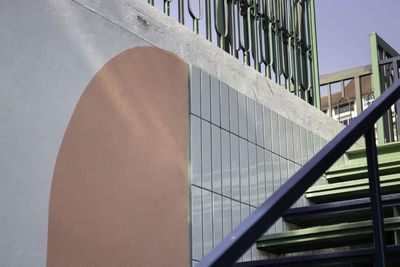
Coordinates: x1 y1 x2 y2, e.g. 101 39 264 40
370 32 385 144
179 0 184 24
163 0 170 15
309 0 320 109
370 32 400 144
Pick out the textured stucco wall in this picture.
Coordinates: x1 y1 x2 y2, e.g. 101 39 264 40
0 1 151 266
1 0 354 266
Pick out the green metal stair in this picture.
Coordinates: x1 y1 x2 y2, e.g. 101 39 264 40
254 141 400 261
257 216 400 254
325 158 400 183
307 141 400 203
284 193 400 227
324 141 400 182
305 173 400 203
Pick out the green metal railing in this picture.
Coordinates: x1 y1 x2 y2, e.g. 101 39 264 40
319 65 374 128
370 32 400 144
317 33 400 145
147 0 320 108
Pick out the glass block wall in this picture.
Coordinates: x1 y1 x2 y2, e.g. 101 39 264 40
189 65 344 265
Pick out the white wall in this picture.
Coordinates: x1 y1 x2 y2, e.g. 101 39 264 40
0 1 150 266
0 0 353 266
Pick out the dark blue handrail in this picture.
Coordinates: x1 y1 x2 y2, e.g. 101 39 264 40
197 78 400 267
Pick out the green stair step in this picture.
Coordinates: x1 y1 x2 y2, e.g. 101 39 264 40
326 158 400 183
305 173 400 203
345 141 400 165
234 245 400 266
257 216 400 254
284 193 400 227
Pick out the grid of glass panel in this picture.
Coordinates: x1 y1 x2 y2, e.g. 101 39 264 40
189 65 343 264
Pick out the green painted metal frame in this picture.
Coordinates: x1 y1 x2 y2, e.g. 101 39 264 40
319 32 399 140
147 0 320 108
284 193 400 227
309 0 320 109
319 64 372 119
370 32 400 144
257 216 400 254
234 245 400 266
326 160 400 183
306 173 400 203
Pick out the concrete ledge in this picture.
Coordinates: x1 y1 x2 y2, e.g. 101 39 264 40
74 0 362 146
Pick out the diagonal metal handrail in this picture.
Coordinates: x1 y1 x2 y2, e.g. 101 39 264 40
197 78 400 267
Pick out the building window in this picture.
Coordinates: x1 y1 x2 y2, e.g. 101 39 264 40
335 102 354 114
340 117 354 126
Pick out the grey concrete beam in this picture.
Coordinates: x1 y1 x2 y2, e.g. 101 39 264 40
76 0 361 146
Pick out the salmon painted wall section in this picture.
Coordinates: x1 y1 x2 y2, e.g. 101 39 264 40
47 47 189 266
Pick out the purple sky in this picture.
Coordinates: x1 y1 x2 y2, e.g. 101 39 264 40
315 0 400 75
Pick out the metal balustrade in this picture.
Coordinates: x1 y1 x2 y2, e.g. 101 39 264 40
147 0 320 108
370 32 400 144
196 71 400 267
375 55 400 142
319 33 400 145
319 64 372 120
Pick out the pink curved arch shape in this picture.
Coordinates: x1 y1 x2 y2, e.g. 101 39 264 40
47 47 189 267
